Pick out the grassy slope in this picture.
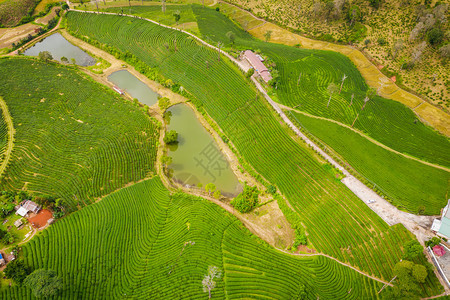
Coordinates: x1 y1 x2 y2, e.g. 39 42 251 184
0 0 39 26
290 111 449 214
191 5 449 214
0 58 158 211
192 5 450 168
2 178 386 299
65 12 445 295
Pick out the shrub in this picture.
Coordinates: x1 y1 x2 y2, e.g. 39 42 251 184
245 68 254 78
163 130 178 144
231 185 259 213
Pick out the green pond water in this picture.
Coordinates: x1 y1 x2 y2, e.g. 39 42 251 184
167 104 241 197
24 33 96 66
108 70 159 106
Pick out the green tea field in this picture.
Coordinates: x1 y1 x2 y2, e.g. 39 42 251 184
3 178 387 299
64 12 444 295
0 58 159 211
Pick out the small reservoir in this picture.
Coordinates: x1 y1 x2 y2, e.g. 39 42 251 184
24 33 96 66
108 70 159 106
166 104 241 196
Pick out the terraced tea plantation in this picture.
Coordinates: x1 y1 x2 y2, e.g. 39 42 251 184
65 12 445 295
0 58 159 211
290 111 449 214
0 110 8 165
191 5 450 169
3 178 386 299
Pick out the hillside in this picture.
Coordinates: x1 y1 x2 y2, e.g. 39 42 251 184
3 178 387 299
0 0 40 26
0 58 159 211
64 12 443 293
221 0 450 112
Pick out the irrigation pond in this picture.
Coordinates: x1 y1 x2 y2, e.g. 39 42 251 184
24 33 96 66
108 70 159 106
166 104 241 197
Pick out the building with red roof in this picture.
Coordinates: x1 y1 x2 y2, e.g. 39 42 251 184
243 50 272 83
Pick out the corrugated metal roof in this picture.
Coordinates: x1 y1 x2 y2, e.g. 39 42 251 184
244 50 272 82
439 217 450 239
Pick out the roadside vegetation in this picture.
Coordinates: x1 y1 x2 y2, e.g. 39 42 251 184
2 178 388 299
0 57 159 211
64 12 445 295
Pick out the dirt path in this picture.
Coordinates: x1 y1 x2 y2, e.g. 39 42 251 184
281 104 450 172
0 97 15 179
220 1 449 137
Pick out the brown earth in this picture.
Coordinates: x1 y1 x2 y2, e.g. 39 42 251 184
28 209 52 228
0 23 41 49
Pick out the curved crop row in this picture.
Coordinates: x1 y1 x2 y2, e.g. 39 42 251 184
62 12 443 294
2 178 385 299
192 5 450 168
0 58 159 211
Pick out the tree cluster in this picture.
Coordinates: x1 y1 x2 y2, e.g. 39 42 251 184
231 184 259 213
163 130 178 145
24 269 63 298
4 260 31 284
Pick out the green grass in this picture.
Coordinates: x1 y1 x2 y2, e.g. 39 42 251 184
0 213 31 248
64 12 445 295
2 178 387 299
0 0 39 26
0 57 159 211
289 111 450 214
192 5 450 168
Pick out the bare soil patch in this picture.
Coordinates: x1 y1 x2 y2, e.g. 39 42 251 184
28 209 52 228
0 23 41 49
35 6 58 25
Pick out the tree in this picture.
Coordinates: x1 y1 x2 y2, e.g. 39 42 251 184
439 44 450 59
62 3 69 10
161 155 172 170
326 83 338 108
205 183 216 196
226 31 236 46
349 93 354 106
387 260 428 299
173 10 181 25
4 260 31 283
158 97 171 111
412 264 427 283
163 130 178 144
348 5 361 27
60 56 69 64
264 30 272 42
38 51 53 62
71 58 76 65
427 27 444 46
403 240 424 261
24 269 63 298
213 190 221 199
231 184 259 213
202 266 221 299
369 0 381 9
